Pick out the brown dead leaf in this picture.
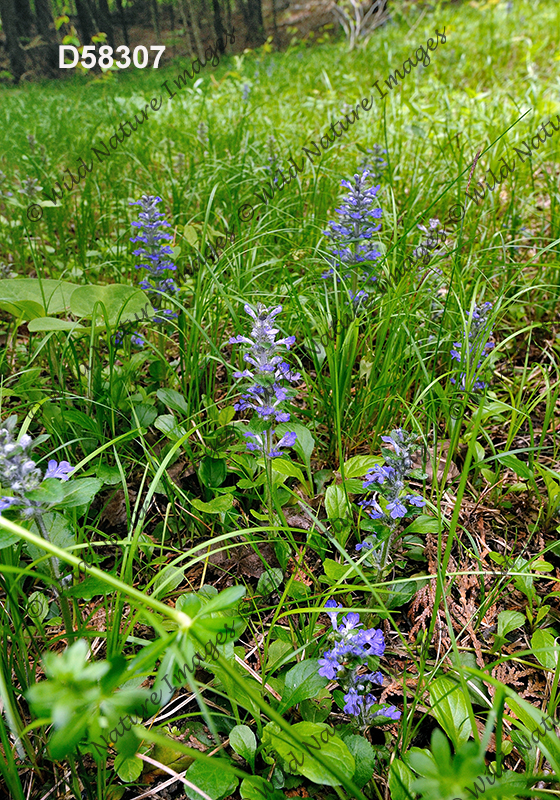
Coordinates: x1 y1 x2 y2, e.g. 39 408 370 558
100 488 137 527
206 541 279 579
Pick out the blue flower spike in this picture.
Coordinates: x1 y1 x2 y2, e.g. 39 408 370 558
319 597 401 728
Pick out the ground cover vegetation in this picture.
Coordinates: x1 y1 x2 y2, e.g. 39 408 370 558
0 0 560 798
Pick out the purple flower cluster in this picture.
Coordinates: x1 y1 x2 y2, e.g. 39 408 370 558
0 419 74 517
359 429 425 527
127 195 179 347
229 304 300 459
322 167 383 281
450 301 494 391
318 599 400 727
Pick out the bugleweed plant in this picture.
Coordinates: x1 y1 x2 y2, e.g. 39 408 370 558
0 0 560 798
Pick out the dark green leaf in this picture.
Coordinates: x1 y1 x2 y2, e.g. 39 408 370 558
230 724 257 769
278 660 328 714
185 759 238 800
342 734 376 787
198 456 227 488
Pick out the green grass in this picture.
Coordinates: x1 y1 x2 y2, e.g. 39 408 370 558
0 0 560 798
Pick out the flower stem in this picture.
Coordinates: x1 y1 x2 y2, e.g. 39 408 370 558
265 429 275 530
33 512 75 643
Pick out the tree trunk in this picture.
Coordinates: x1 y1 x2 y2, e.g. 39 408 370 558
184 0 205 60
97 0 115 47
115 0 129 46
34 0 59 74
0 0 26 81
211 0 225 44
74 0 95 42
16 0 34 40
176 0 194 56
239 0 265 46
150 0 160 40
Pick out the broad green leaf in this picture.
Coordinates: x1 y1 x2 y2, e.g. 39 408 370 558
96 464 122 485
428 676 473 747
197 584 246 616
377 581 420 611
264 639 296 673
156 388 190 416
497 610 525 639
263 721 355 786
183 224 199 247
322 557 359 583
403 514 440 534
130 403 157 428
191 494 233 514
0 278 78 316
49 712 88 759
114 753 142 782
152 564 185 598
27 591 49 622
537 466 560 511
275 422 315 470
272 458 308 490
0 299 45 320
343 455 382 479
388 758 416 800
497 454 535 486
198 456 227 488
56 477 102 509
257 568 283 595
218 406 235 426
325 484 351 521
25 479 66 506
407 746 438 777
0 527 20 549
70 284 151 327
531 629 558 671
154 414 188 439
185 759 238 800
277 659 328 714
300 688 332 723
342 734 376 787
229 724 257 770
286 579 310 600
240 777 284 800
65 576 115 600
28 317 86 332
28 513 76 567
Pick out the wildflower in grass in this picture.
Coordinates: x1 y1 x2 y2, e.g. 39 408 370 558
127 194 179 347
359 429 425 570
0 419 78 637
0 422 74 517
244 430 297 459
229 303 299 459
451 301 494 391
322 167 383 283
319 598 400 730
18 177 43 200
362 144 387 182
413 218 446 267
44 460 74 481
197 122 209 151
